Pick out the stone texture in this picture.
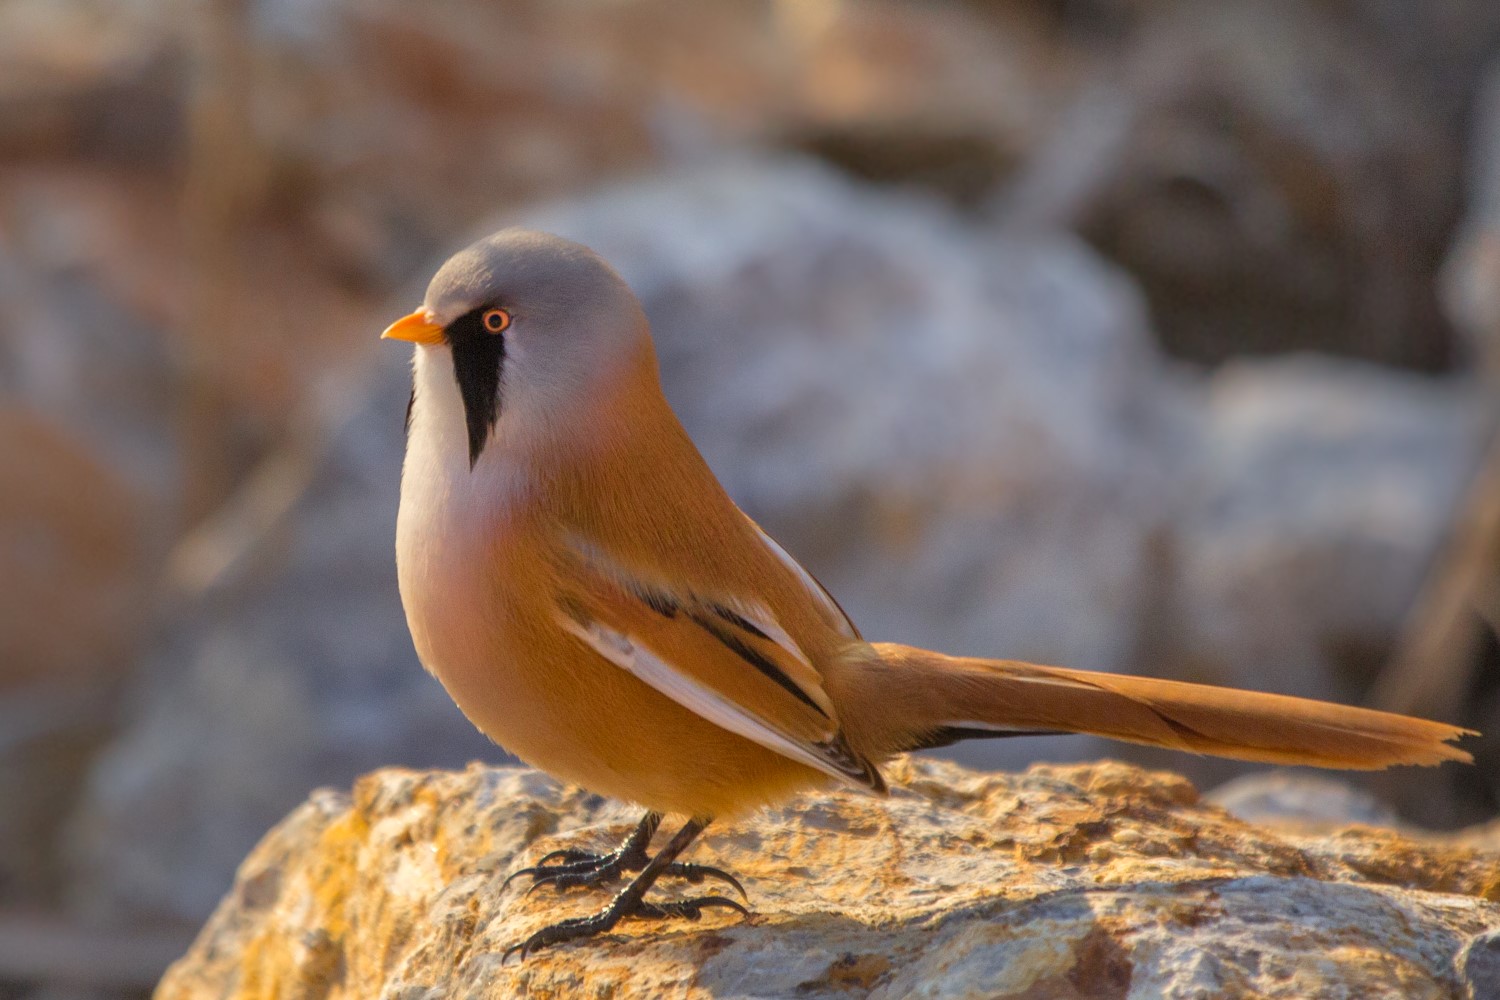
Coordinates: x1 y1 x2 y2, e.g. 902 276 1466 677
156 758 1500 999
1206 770 1402 832
1065 1 1498 371
1458 927 1500 1000
1162 357 1486 698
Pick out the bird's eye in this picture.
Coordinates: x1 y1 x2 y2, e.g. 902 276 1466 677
481 308 511 334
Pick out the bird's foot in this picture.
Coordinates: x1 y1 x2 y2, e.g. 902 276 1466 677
503 889 750 961
501 844 644 893
504 847 745 899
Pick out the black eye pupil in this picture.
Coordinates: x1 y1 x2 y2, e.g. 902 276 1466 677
483 309 508 333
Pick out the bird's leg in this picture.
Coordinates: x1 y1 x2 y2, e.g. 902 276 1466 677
504 817 750 960
502 811 745 898
502 811 660 891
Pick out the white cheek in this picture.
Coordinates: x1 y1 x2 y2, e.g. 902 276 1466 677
398 346 526 667
405 320 632 476
408 345 468 469
403 344 531 514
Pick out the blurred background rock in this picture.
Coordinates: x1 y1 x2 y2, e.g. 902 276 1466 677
2 0 1498 995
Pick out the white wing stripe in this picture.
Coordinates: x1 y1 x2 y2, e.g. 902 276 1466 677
559 614 867 789
562 528 821 681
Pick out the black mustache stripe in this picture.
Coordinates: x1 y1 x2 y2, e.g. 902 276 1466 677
447 310 507 467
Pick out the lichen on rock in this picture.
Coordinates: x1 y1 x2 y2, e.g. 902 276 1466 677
156 758 1500 999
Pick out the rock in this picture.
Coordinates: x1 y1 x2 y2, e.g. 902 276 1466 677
0 0 182 162
0 406 143 690
0 183 182 524
1207 770 1401 832
155 758 1500 999
1441 57 1500 378
179 0 1061 279
778 0 1064 204
1156 356 1487 703
1070 2 1475 371
1458 927 1500 1000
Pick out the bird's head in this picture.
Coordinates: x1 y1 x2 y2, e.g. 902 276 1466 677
382 228 651 467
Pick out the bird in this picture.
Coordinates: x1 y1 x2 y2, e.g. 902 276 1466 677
383 227 1474 959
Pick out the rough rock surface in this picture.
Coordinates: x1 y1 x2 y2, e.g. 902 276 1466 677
1066 1 1497 372
156 758 1499 1000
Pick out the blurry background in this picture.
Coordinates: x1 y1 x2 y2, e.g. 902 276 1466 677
3 0 1500 995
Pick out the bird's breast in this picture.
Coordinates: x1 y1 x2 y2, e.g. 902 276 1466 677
398 423 525 664
393 368 836 814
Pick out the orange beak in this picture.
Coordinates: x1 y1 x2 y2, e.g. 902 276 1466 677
381 308 445 346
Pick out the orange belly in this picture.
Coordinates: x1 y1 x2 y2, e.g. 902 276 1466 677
398 540 828 818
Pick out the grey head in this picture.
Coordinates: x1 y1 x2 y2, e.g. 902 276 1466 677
387 228 651 466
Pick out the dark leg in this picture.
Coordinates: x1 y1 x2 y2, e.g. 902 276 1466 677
502 810 743 898
504 817 750 961
501 811 660 891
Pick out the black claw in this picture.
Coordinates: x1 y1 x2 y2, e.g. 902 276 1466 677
502 814 749 962
503 813 664 897
535 847 597 867
503 892 751 961
503 852 745 898
636 895 752 922
503 914 609 964
660 862 747 900
500 864 564 892
521 864 624 897
501 848 639 894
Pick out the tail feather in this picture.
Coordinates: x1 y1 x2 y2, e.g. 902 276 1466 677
855 644 1474 770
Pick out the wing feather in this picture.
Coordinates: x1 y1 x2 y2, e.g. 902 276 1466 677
558 611 877 789
553 535 883 792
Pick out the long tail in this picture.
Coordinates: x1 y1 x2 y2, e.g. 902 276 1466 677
847 643 1474 769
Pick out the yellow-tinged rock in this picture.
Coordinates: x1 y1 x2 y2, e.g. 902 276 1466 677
155 759 1500 999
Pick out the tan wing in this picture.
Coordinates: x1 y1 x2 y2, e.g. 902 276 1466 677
552 534 884 792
